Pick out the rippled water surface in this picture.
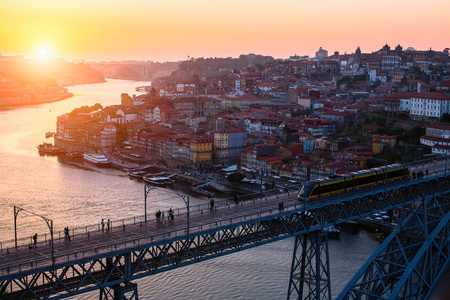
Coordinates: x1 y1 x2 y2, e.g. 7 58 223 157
0 79 383 299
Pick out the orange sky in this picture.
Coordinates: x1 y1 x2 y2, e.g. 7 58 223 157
1 0 449 62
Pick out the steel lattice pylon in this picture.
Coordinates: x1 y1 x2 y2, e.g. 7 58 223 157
99 282 138 300
337 194 450 300
287 231 331 300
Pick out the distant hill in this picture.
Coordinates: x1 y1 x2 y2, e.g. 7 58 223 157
177 54 275 75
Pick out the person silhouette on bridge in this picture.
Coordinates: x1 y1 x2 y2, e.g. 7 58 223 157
101 219 105 232
210 198 215 211
107 219 111 231
32 233 37 247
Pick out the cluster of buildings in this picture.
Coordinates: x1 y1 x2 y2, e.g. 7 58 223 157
55 44 450 183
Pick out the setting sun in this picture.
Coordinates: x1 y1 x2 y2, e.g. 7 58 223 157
38 46 50 59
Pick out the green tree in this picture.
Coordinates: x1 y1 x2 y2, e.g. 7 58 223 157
227 172 245 183
441 113 450 123
407 126 425 144
292 109 311 117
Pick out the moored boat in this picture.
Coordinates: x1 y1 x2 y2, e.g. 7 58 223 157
37 142 65 155
45 131 55 138
190 185 215 197
143 176 175 187
323 226 340 239
145 171 166 177
66 151 83 159
83 153 110 167
127 170 147 180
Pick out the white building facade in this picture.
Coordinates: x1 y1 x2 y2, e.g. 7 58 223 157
410 93 450 119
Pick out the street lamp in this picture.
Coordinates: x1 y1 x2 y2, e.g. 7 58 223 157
445 150 448 176
144 185 156 222
177 193 190 238
343 151 348 174
260 168 265 200
14 206 54 267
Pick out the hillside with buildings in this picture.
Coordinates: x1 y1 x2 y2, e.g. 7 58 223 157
54 44 450 185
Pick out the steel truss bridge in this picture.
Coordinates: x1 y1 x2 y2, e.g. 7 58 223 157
0 175 449 300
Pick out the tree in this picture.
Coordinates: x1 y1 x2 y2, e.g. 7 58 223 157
397 112 409 119
69 103 103 117
406 126 425 144
227 172 245 183
441 113 450 123
292 109 311 117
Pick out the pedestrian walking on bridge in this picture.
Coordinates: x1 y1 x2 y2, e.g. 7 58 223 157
32 233 37 247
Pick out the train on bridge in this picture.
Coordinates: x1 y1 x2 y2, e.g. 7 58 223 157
299 164 411 199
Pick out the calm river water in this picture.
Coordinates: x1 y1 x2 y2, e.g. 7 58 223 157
0 79 386 299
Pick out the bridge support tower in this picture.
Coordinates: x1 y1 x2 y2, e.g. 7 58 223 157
100 252 139 300
287 231 331 300
99 282 139 300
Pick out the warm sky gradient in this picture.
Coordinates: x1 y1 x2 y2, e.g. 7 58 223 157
1 0 449 62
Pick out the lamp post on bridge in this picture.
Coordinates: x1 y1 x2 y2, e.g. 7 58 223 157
445 150 448 176
177 193 190 238
260 168 265 200
144 185 156 222
14 206 54 267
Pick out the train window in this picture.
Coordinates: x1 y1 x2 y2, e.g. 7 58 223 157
376 171 385 182
319 180 345 195
387 168 408 180
353 173 377 187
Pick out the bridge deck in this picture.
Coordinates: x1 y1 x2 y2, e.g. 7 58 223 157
0 162 446 282
0 191 299 279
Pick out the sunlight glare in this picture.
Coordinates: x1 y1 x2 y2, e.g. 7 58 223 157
38 46 50 59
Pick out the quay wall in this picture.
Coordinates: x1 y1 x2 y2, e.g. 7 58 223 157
54 137 101 152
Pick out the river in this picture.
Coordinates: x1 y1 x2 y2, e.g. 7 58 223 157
0 79 386 299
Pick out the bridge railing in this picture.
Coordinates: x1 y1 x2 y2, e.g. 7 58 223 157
3 172 449 278
0 188 294 253
2 156 445 253
1 159 448 254
1 161 448 277
0 192 310 278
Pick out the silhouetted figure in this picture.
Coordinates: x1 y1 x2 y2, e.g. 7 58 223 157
210 198 215 211
66 227 71 240
101 219 105 231
107 219 111 231
234 195 239 205
33 233 37 247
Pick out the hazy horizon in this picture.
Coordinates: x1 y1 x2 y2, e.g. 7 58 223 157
1 0 449 62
